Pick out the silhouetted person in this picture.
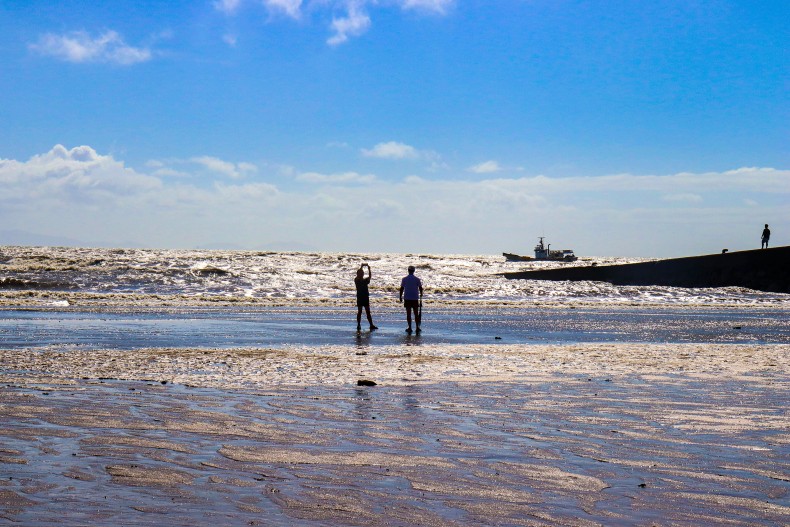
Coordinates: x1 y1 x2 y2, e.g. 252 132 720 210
354 264 377 331
762 224 771 249
399 265 423 334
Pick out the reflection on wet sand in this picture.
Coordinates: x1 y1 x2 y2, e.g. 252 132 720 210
1 343 788 526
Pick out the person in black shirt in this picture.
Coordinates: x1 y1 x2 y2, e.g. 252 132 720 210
761 224 771 249
354 264 378 331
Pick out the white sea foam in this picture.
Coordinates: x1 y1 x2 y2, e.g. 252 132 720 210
0 245 787 306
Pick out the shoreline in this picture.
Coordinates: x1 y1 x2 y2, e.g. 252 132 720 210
2 289 790 309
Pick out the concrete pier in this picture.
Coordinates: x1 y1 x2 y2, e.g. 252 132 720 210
503 246 790 294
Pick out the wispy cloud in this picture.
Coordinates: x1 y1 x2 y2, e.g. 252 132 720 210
29 30 152 65
328 3 371 46
361 141 446 171
264 0 303 19
663 193 703 203
216 0 302 17
213 0 243 15
191 156 257 179
401 0 454 14
297 171 376 184
214 0 455 45
361 141 420 160
360 199 404 220
468 160 502 174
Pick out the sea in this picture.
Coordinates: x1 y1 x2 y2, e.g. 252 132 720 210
2 245 788 305
1 245 788 350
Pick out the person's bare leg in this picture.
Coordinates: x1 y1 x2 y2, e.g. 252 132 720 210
365 306 377 330
405 306 413 333
356 306 362 331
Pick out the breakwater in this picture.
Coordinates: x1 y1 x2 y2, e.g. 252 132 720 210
504 246 790 294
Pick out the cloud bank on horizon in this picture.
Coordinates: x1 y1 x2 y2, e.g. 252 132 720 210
1 145 786 257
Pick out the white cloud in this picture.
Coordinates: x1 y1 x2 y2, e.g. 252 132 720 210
361 141 446 170
145 159 191 178
297 171 376 184
360 199 404 219
214 0 243 14
190 156 257 179
361 141 420 160
0 145 161 202
214 0 454 45
468 160 502 174
663 193 703 203
30 30 152 65
264 0 303 18
214 181 279 200
237 162 258 173
217 0 302 16
150 167 191 178
328 3 372 46
401 0 454 13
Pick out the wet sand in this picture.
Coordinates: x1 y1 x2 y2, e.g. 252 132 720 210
2 338 789 525
3 303 790 350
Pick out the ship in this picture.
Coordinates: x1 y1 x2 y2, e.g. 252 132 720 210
503 237 578 262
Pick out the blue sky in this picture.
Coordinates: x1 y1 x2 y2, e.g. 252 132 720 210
0 0 787 256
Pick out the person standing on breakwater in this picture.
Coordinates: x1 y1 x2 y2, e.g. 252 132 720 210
761 224 771 249
399 265 423 334
354 264 378 332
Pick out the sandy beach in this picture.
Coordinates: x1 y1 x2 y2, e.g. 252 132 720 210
2 335 789 525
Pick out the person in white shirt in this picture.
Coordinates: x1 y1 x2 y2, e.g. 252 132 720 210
398 265 423 334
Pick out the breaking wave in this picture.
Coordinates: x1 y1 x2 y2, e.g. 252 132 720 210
0 245 787 306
